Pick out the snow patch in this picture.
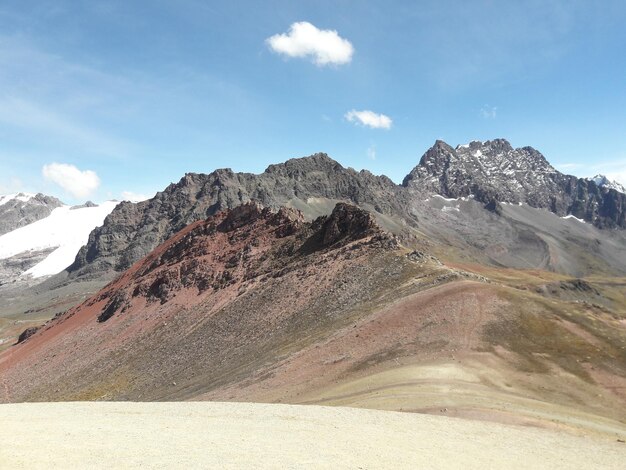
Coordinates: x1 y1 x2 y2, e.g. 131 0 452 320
562 214 586 224
0 201 119 278
432 194 458 202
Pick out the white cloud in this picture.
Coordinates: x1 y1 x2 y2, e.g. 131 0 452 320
121 191 153 202
42 163 100 199
266 21 354 66
345 110 392 130
480 105 497 119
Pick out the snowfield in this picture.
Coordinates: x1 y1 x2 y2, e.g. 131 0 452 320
0 201 119 278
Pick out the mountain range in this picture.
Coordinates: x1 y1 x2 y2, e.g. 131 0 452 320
1 138 625 440
64 139 625 286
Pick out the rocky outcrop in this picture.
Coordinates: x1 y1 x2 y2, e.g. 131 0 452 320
84 202 395 324
0 193 63 235
17 326 40 344
68 154 407 278
403 139 626 228
70 201 98 210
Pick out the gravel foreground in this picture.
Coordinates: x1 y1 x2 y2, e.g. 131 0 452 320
1 402 625 469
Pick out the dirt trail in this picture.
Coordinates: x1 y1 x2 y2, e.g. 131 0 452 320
1 402 625 469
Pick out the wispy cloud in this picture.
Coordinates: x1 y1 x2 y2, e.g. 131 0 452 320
345 110 392 129
480 105 497 119
0 34 145 162
0 97 133 158
367 145 376 160
266 22 354 66
42 163 100 199
406 2 585 88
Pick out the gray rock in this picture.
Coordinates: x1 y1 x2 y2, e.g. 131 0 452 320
0 193 64 236
70 201 98 210
66 142 626 283
403 139 625 228
68 153 409 278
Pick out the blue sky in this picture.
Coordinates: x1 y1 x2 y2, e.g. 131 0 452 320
1 1 625 203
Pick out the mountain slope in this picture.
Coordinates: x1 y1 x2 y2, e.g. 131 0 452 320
0 203 411 400
2 203 626 440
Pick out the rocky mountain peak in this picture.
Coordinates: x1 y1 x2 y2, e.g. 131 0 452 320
264 152 340 176
401 139 625 228
403 138 556 199
0 192 64 236
589 174 625 194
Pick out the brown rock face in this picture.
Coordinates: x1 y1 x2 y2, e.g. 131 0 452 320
319 203 377 247
0 202 407 402
92 202 309 321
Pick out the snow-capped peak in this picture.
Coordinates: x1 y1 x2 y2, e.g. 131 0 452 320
589 175 625 193
0 192 37 206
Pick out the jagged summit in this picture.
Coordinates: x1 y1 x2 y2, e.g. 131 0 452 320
69 154 405 277
402 138 625 228
403 138 555 189
589 174 625 194
264 152 340 175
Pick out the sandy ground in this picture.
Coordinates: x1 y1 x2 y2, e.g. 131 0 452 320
1 402 625 469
